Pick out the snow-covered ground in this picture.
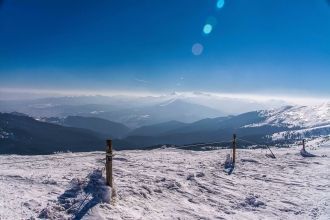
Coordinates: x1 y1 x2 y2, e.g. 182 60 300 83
0 144 329 219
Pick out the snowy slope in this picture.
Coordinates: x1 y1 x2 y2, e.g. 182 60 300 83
1 145 329 219
249 102 330 129
243 103 330 141
271 126 330 141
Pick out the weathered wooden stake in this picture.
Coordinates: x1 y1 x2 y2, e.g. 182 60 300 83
106 139 113 187
232 134 236 164
302 139 305 151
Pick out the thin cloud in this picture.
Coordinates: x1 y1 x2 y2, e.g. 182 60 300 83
134 78 150 84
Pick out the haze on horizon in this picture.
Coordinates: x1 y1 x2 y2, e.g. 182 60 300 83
1 0 330 102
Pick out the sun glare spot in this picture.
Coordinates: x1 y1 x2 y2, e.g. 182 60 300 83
192 43 204 56
203 24 213 35
217 0 225 9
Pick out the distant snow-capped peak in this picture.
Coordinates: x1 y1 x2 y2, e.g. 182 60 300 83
159 98 178 107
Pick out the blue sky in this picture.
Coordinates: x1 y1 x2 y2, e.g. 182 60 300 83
0 0 330 97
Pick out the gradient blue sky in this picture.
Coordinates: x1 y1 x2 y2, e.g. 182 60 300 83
0 0 330 97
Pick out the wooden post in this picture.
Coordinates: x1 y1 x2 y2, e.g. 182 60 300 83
232 134 236 164
106 139 113 187
302 139 305 151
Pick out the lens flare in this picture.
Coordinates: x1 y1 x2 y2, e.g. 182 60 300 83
203 24 213 35
192 43 204 56
217 0 225 9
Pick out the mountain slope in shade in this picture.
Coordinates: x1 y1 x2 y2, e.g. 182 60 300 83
62 116 131 138
128 120 187 136
122 112 282 148
0 113 106 154
165 116 231 134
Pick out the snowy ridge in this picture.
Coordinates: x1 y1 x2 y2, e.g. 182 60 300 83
242 103 330 141
248 102 330 129
1 148 329 219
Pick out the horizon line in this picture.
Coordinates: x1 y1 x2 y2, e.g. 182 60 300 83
0 87 329 106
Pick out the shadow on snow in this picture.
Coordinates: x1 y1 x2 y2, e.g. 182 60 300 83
58 169 110 220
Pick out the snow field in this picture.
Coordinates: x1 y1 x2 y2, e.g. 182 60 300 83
0 145 329 219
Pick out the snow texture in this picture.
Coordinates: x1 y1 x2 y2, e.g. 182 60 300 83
0 144 330 219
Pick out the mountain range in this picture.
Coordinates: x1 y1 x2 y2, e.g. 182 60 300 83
0 97 224 128
1 102 329 154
